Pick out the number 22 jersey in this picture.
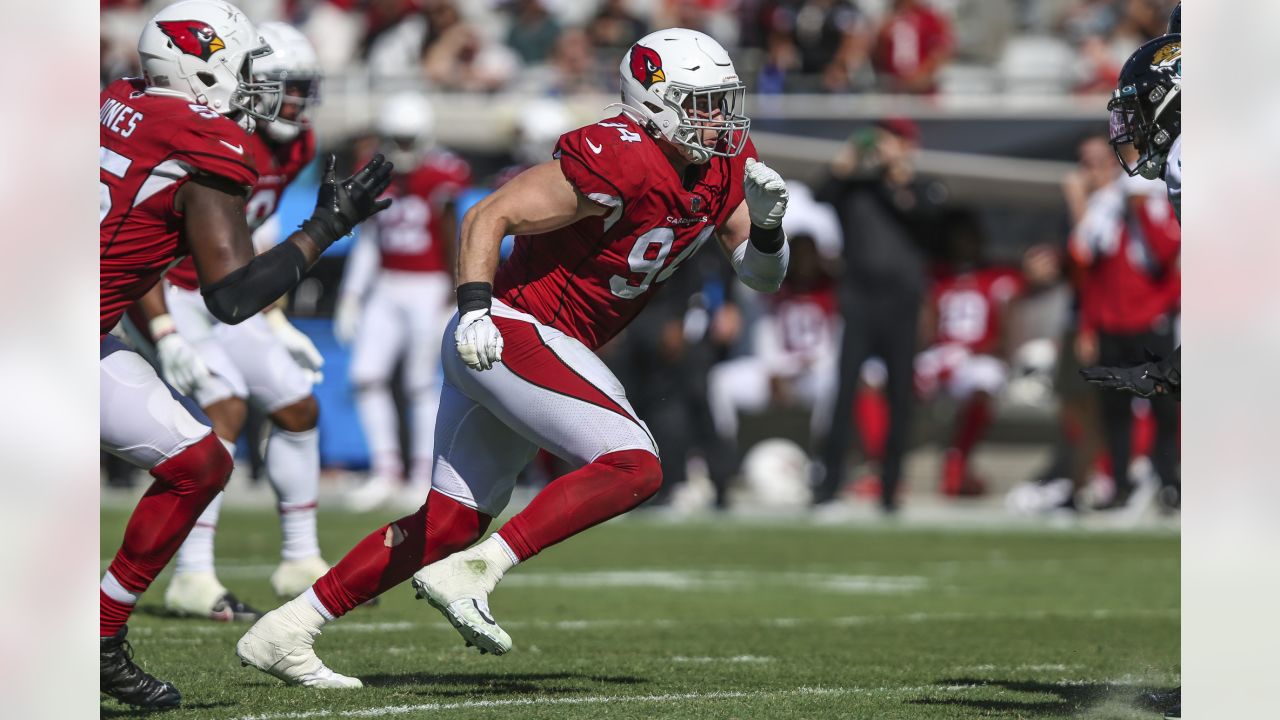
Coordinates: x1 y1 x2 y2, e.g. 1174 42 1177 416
494 113 756 350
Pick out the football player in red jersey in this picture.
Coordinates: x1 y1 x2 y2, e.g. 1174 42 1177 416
915 211 1025 497
335 91 473 512
707 181 844 457
132 21 335 622
99 0 392 707
238 28 791 684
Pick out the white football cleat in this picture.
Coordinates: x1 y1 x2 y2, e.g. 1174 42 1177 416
342 474 399 513
165 571 261 622
236 596 361 688
271 557 331 599
411 547 512 655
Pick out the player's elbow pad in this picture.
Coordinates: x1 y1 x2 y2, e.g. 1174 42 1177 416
201 242 309 325
732 234 790 293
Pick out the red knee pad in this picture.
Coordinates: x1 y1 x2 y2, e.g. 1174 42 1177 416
150 432 232 498
597 449 663 503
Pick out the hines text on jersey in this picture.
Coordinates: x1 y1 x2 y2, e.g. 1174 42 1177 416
100 98 143 138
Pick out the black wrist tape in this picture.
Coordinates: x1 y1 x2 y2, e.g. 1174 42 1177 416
749 223 785 254
456 282 493 315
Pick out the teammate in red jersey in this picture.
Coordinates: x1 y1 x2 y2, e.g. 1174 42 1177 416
238 27 791 685
335 91 473 512
915 212 1024 497
134 22 335 622
99 0 392 707
707 181 844 457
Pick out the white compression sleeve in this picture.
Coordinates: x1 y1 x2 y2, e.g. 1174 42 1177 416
731 235 790 293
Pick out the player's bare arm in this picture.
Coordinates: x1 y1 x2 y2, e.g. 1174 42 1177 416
716 158 791 294
453 160 608 371
456 159 608 286
184 154 393 325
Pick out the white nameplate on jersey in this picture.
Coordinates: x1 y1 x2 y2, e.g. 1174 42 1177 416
99 98 143 138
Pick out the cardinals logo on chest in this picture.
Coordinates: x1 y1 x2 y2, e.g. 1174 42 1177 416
157 20 226 61
629 45 666 89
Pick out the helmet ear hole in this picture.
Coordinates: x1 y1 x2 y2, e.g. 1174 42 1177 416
196 71 217 88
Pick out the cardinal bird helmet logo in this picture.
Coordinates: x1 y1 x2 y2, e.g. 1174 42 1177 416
629 45 666 89
156 19 226 62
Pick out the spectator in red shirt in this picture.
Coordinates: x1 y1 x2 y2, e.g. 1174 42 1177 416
871 0 953 94
1068 135 1180 511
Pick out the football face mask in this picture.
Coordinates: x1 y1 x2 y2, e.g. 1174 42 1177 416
666 82 750 159
232 45 284 127
1107 83 1177 180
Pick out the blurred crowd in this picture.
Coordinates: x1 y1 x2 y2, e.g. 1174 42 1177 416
102 0 1180 96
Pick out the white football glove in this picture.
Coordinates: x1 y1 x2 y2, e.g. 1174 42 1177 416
333 293 361 347
265 307 324 383
743 158 789 229
455 309 504 371
151 314 210 396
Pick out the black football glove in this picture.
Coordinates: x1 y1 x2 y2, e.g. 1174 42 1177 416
1079 348 1180 399
302 153 394 250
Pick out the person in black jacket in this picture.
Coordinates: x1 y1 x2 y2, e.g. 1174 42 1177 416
812 117 946 512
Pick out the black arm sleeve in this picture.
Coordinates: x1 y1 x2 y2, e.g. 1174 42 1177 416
200 241 309 325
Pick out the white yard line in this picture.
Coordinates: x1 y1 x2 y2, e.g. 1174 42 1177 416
670 655 774 663
229 686 910 720
142 608 1178 636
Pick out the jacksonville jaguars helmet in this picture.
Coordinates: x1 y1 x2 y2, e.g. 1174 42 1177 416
1168 3 1180 34
1107 34 1180 179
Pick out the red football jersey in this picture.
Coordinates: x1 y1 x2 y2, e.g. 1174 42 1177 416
495 113 756 350
772 280 839 357
166 128 316 291
930 266 1023 355
372 150 471 273
100 78 257 336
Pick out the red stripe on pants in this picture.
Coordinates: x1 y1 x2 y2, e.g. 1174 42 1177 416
491 315 635 423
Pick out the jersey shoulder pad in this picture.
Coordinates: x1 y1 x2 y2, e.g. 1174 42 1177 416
555 115 654 203
170 106 258 189
1163 136 1181 194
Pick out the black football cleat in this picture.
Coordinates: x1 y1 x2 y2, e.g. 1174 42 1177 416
212 591 264 622
101 625 182 709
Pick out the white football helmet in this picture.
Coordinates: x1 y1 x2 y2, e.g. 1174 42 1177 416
740 439 812 509
255 22 321 143
514 98 572 166
617 28 750 165
137 0 282 130
377 91 435 169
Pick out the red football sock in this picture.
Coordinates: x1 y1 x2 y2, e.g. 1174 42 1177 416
952 393 994 458
855 386 889 462
311 491 489 618
498 449 661 561
101 433 232 636
100 590 134 638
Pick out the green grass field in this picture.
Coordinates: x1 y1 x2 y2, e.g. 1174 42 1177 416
101 508 1178 719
